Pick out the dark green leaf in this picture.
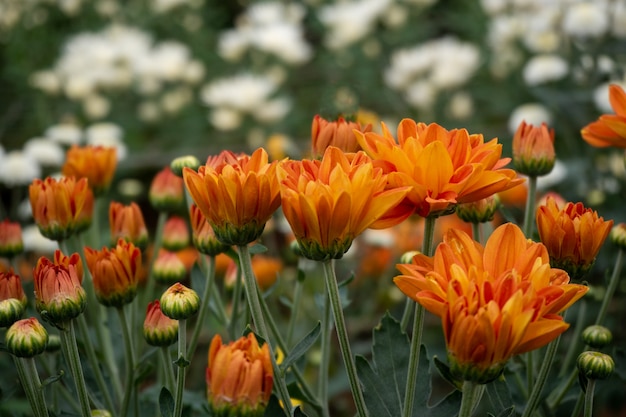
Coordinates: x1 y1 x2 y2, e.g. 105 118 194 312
433 356 463 391
293 406 309 417
263 394 285 417
337 271 355 288
494 406 516 417
159 387 175 417
485 375 514 416
280 322 321 375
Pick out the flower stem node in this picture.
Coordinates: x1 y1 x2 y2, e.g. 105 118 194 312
160 282 199 320
5 318 49 358
581 325 613 349
577 351 614 380
171 155 201 177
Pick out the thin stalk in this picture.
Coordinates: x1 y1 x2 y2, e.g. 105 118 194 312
458 381 482 417
286 274 304 347
141 211 167 307
472 222 482 244
187 254 215 359
160 346 176 394
521 335 561 417
399 298 415 333
560 301 587 377
116 307 137 417
39 354 81 414
199 255 228 326
13 356 46 417
23 357 49 417
572 391 584 417
402 215 436 417
322 260 369 417
76 315 117 415
228 259 244 340
173 319 187 417
583 379 596 417
59 320 91 417
595 248 624 326
522 176 538 238
238 245 292 417
318 288 332 417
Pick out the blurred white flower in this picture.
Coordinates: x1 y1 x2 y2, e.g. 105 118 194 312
0 151 41 187
45 123 82 146
83 94 111 120
23 138 65 167
480 0 508 15
522 30 560 53
593 81 626 114
209 108 243 131
138 101 161 122
201 73 284 115
611 1 626 38
522 54 568 86
405 80 437 110
29 71 61 95
22 224 58 254
562 2 608 38
218 31 249 61
160 87 193 114
252 97 291 123
447 92 474 120
85 122 127 160
182 60 205 84
152 0 195 13
508 103 553 134
537 159 567 190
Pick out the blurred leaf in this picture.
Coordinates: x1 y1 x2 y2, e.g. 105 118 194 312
263 394 285 417
159 387 175 417
41 370 64 387
280 322 321 375
249 243 268 255
293 405 309 417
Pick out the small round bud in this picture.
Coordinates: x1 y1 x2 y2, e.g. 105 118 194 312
577 351 614 380
149 166 185 213
171 156 200 177
6 318 49 358
143 300 178 347
400 251 420 265
456 195 500 224
582 325 613 349
153 250 187 285
160 283 199 320
610 223 626 250
161 216 190 251
0 298 26 328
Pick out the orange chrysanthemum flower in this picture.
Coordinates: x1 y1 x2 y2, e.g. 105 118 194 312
62 145 117 196
536 197 613 279
277 147 410 261
206 333 273 417
29 177 93 241
85 239 143 307
311 114 372 157
581 84 626 148
512 121 555 176
355 119 523 218
394 223 587 383
109 201 149 250
183 148 281 246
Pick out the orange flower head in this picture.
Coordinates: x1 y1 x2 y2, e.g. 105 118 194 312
536 197 613 279
62 145 117 196
150 166 185 212
109 201 149 250
183 148 281 246
355 119 523 218
0 219 23 258
311 114 372 157
581 84 626 148
85 239 142 307
29 177 92 241
512 121 555 176
143 300 178 347
206 333 273 416
162 216 190 251
394 223 587 383
75 188 95 234
34 250 86 325
153 249 188 285
0 270 27 327
189 204 230 256
278 147 410 261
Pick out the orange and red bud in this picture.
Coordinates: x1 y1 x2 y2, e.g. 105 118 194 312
143 300 178 347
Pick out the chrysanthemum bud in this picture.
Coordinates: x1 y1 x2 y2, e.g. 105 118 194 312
162 216 190 251
153 250 187 285
160 283 199 320
171 155 200 177
150 166 185 212
577 351 614 380
456 195 500 224
0 299 26 328
109 202 149 250
0 219 23 258
512 121 555 177
610 223 626 250
6 318 49 358
582 325 613 349
143 300 178 347
189 205 229 256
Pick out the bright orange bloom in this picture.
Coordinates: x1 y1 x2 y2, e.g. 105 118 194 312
143 300 178 347
29 177 92 241
109 201 149 250
85 239 142 307
62 145 117 195
183 148 281 246
395 223 587 383
355 119 523 217
149 166 185 212
33 250 86 324
162 216 190 251
206 333 273 416
311 114 372 157
189 204 230 256
0 219 23 258
512 121 555 176
536 197 613 279
278 147 410 261
581 84 626 148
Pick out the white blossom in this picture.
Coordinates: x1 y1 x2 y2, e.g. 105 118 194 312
23 138 65 167
522 54 568 86
508 103 553 134
0 151 42 187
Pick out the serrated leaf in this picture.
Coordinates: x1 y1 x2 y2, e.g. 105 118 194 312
356 355 399 417
159 387 175 417
280 322 321 375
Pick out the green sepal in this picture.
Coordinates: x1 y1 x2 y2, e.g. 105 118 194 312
433 356 463 390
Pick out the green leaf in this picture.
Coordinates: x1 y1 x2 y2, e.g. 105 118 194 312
293 405 309 417
492 406 516 417
41 370 65 387
263 394 285 417
337 271 355 288
249 243 268 255
280 322 321 375
485 375 515 416
433 356 463 390
159 387 175 417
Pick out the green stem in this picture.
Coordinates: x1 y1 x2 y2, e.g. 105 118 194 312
59 320 91 417
322 260 369 417
458 381 482 417
560 301 587 377
471 222 482 244
583 379 596 417
238 245 292 417
286 273 304 348
399 298 415 333
595 248 624 325
572 391 584 417
521 335 561 417
402 215 436 417
116 307 137 417
160 346 176 394
198 255 228 326
318 287 332 417
76 315 117 415
522 176 538 238
13 356 47 417
228 258 244 340
141 212 167 308
23 357 49 417
173 319 187 417
187 254 215 359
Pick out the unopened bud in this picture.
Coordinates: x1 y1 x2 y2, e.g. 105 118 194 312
171 156 200 177
6 318 49 358
577 351 614 380
160 283 199 320
582 325 613 349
